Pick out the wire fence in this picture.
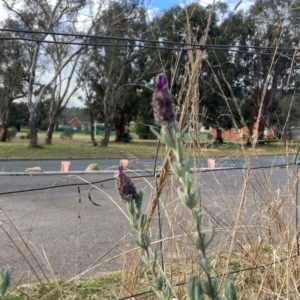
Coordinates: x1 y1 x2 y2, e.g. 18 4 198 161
0 161 296 196
1 155 300 299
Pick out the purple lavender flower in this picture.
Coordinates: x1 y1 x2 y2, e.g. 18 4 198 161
152 73 175 127
115 166 137 202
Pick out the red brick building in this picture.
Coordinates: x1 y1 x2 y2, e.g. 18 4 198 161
69 117 82 129
211 122 275 140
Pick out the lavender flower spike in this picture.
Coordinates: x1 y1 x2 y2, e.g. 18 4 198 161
152 73 175 127
115 166 137 202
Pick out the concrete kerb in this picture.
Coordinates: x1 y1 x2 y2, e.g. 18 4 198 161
0 170 154 176
0 167 236 176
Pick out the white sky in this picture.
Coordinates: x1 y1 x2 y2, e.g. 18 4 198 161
149 0 255 12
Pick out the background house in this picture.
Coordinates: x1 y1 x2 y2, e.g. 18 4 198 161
56 107 90 131
210 122 275 140
69 117 82 129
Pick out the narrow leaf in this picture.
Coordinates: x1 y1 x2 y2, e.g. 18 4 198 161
199 258 210 275
225 280 238 300
186 274 204 300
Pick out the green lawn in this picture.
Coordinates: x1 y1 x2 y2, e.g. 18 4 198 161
0 131 161 159
0 130 297 159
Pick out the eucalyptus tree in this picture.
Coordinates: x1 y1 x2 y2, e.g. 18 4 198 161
0 18 28 142
198 7 246 143
86 0 154 146
153 2 232 140
43 40 90 145
1 0 106 147
218 0 300 144
77 81 101 146
43 0 115 145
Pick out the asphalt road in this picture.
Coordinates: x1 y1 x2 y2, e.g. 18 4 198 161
0 163 298 285
0 154 297 173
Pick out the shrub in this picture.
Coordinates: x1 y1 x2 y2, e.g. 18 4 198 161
96 123 105 130
60 129 74 140
39 121 49 131
130 122 157 140
6 127 17 140
120 131 133 143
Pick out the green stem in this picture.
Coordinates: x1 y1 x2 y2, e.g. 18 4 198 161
196 224 216 298
142 233 157 278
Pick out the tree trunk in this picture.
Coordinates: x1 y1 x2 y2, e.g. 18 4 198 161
100 120 111 146
216 128 223 143
115 116 125 142
115 127 122 142
89 109 98 146
246 121 255 146
257 119 265 144
45 119 56 145
29 119 38 148
0 99 13 142
0 126 8 142
101 91 112 146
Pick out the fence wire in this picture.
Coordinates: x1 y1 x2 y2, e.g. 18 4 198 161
1 157 300 299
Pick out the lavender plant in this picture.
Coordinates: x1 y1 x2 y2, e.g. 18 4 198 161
115 166 171 299
116 73 238 299
0 223 10 300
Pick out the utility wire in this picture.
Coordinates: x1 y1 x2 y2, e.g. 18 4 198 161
0 36 179 51
0 37 297 58
1 28 300 57
0 28 299 52
0 38 298 59
0 27 193 47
